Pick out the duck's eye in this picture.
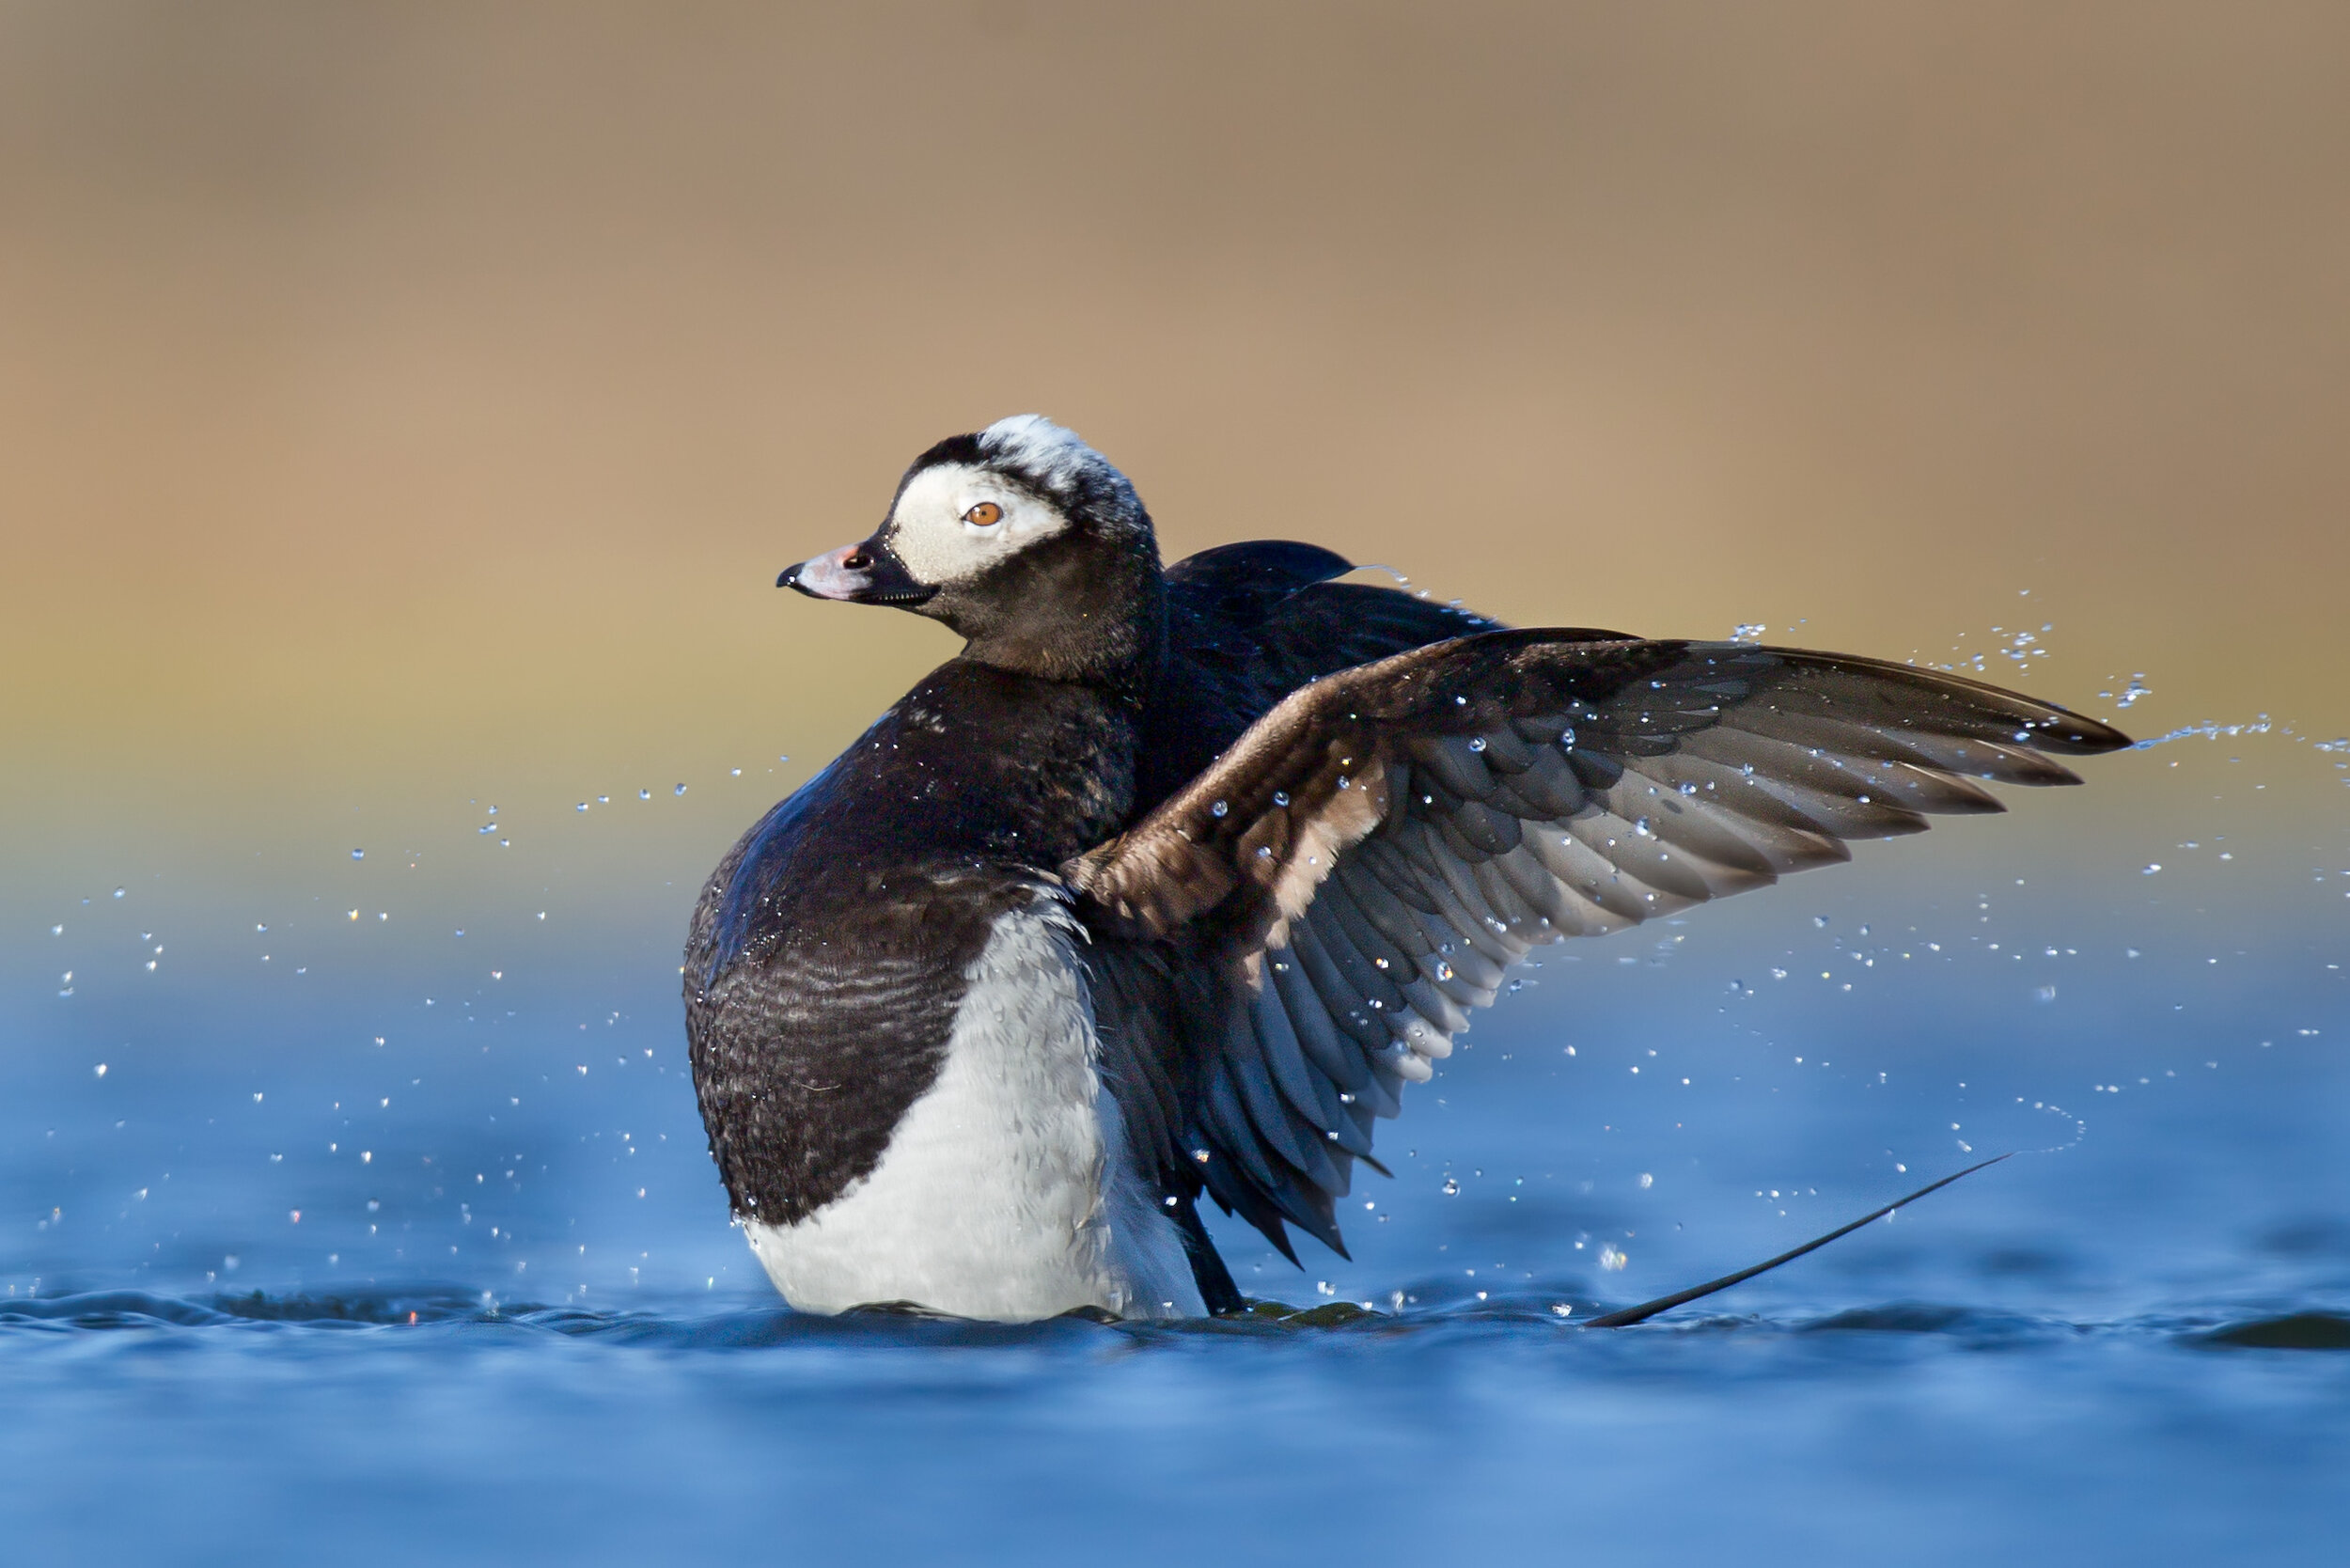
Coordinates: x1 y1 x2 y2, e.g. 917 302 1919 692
962 501 1004 527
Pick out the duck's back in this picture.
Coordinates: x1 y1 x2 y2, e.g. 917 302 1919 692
1139 542 1499 809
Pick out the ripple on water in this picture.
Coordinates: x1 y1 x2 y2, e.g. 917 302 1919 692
5 1287 2345 1356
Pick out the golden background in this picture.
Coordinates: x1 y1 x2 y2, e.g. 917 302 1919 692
5 2 2344 857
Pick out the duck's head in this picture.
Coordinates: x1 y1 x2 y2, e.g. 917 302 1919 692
780 415 1164 685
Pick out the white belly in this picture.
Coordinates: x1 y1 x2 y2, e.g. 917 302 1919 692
744 899 1203 1322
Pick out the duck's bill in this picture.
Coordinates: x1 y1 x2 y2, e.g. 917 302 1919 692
777 540 935 605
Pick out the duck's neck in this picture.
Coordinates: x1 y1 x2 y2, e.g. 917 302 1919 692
946 538 1167 700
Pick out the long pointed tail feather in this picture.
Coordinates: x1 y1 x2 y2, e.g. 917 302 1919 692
1580 1152 2013 1328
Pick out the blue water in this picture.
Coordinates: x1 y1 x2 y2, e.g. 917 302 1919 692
6 738 2346 1563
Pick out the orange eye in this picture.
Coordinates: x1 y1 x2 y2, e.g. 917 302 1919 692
962 501 1003 527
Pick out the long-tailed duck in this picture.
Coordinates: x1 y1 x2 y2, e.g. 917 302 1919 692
683 415 2128 1321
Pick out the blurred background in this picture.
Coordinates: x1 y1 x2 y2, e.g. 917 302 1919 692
5 8 2348 1560
2 0 2345 1300
8 0 2347 798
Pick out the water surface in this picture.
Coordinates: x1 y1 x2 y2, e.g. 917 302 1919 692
6 737 2345 1564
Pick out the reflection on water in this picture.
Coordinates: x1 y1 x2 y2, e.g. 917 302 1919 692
3 735 2345 1562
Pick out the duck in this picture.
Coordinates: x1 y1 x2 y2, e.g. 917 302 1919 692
682 414 2130 1323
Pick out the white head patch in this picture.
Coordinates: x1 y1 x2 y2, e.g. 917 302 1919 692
978 414 1108 496
883 415 1140 587
883 462 1070 587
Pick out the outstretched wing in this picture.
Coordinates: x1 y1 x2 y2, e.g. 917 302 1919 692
1069 630 2130 1258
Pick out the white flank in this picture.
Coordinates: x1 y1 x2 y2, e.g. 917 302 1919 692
744 898 1202 1321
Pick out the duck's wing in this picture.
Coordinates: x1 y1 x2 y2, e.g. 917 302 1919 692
1071 631 2131 1262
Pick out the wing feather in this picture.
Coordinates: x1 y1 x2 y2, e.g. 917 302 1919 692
1073 630 2129 1260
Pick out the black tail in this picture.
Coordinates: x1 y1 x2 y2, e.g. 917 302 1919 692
1168 1190 1248 1315
1582 1153 2013 1328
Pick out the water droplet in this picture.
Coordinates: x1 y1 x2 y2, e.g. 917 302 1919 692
1273 791 1290 807
93 1063 106 1077
1211 799 1229 818
350 851 363 861
576 802 589 812
1467 737 1487 753
639 789 651 800
1441 1178 1460 1196
674 784 687 796
1731 623 1765 643
52 924 63 935
1435 962 1454 981
113 886 126 898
